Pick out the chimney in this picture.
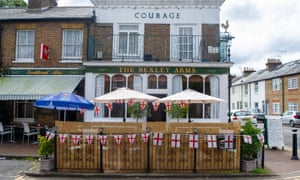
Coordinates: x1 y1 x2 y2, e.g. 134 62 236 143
242 67 255 76
27 0 57 11
266 58 282 71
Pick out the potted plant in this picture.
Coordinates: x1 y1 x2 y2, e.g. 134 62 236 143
241 120 263 172
128 102 149 122
38 135 55 171
165 103 189 122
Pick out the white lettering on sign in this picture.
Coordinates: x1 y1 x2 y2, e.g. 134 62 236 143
134 12 180 19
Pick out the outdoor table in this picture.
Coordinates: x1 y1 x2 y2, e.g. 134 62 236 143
31 125 43 144
5 124 16 143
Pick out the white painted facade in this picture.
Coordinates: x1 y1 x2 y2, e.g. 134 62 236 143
84 0 230 123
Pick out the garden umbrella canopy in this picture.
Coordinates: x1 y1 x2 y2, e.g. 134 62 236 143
34 92 94 111
93 87 159 103
158 88 225 104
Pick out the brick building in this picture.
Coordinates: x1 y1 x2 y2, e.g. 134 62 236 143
84 0 231 122
0 0 94 126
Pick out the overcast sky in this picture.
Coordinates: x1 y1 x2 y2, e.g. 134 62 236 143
56 0 300 76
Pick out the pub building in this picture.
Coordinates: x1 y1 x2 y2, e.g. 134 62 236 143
84 0 232 122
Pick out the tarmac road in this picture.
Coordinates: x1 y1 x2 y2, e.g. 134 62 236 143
0 159 35 180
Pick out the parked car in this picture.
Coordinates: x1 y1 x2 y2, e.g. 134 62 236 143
280 111 300 127
229 109 257 125
249 108 266 123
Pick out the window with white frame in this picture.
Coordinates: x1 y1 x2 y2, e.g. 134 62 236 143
62 29 83 59
119 25 138 56
179 27 193 59
288 77 298 89
232 86 235 94
272 102 280 114
288 102 298 111
272 78 280 91
254 82 259 93
231 102 235 110
16 30 35 62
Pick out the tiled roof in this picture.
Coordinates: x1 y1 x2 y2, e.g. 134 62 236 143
232 59 300 85
0 7 95 21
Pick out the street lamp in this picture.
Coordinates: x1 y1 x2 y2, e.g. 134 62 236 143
221 32 234 122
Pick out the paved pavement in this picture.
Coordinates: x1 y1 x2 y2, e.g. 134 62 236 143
1 142 300 179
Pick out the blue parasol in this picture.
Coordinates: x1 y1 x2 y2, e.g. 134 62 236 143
34 92 94 121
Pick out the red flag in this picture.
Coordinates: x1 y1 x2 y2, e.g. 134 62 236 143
152 101 159 112
94 106 99 116
140 101 146 110
165 102 171 111
40 43 49 61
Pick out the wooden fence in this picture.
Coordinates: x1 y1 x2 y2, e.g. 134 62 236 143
55 121 241 173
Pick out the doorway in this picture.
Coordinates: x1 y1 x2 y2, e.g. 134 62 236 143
147 94 166 122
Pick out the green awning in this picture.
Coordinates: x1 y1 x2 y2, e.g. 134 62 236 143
0 75 83 100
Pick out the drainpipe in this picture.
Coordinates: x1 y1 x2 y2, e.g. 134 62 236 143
0 25 3 67
281 78 285 113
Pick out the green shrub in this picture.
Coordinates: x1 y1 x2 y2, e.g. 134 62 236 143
38 135 54 159
241 121 262 160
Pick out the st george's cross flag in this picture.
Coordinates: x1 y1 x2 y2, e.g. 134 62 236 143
47 132 55 140
243 135 252 144
153 132 163 146
98 135 107 145
85 134 94 145
207 135 217 148
142 133 150 143
59 134 68 144
171 134 181 148
189 134 198 149
224 134 234 149
114 135 123 145
257 133 265 144
127 134 136 145
40 43 49 61
72 135 81 145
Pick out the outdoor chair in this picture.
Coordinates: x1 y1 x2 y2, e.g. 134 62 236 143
0 122 12 144
22 122 38 145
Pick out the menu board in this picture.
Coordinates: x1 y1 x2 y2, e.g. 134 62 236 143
266 119 284 148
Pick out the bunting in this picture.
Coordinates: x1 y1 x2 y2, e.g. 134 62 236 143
152 101 159 112
243 135 252 144
224 134 234 149
142 133 150 143
72 135 81 145
140 101 146 111
59 134 68 144
207 135 217 148
189 134 198 149
128 99 134 106
153 132 163 146
114 135 123 145
99 135 107 145
165 102 171 111
47 132 55 140
127 134 136 145
106 103 113 111
257 133 265 144
86 134 94 145
94 106 100 116
171 134 180 148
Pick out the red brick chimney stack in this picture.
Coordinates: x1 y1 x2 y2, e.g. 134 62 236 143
27 0 57 11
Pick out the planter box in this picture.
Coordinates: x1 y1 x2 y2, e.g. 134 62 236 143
242 159 257 172
40 158 55 172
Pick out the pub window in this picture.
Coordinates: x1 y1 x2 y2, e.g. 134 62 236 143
112 75 126 90
148 75 157 89
158 75 167 89
62 29 83 59
14 101 34 122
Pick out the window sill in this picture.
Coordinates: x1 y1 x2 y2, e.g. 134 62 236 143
59 60 82 63
13 60 34 63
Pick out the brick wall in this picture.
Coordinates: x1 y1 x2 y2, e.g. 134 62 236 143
1 22 90 69
202 24 219 62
